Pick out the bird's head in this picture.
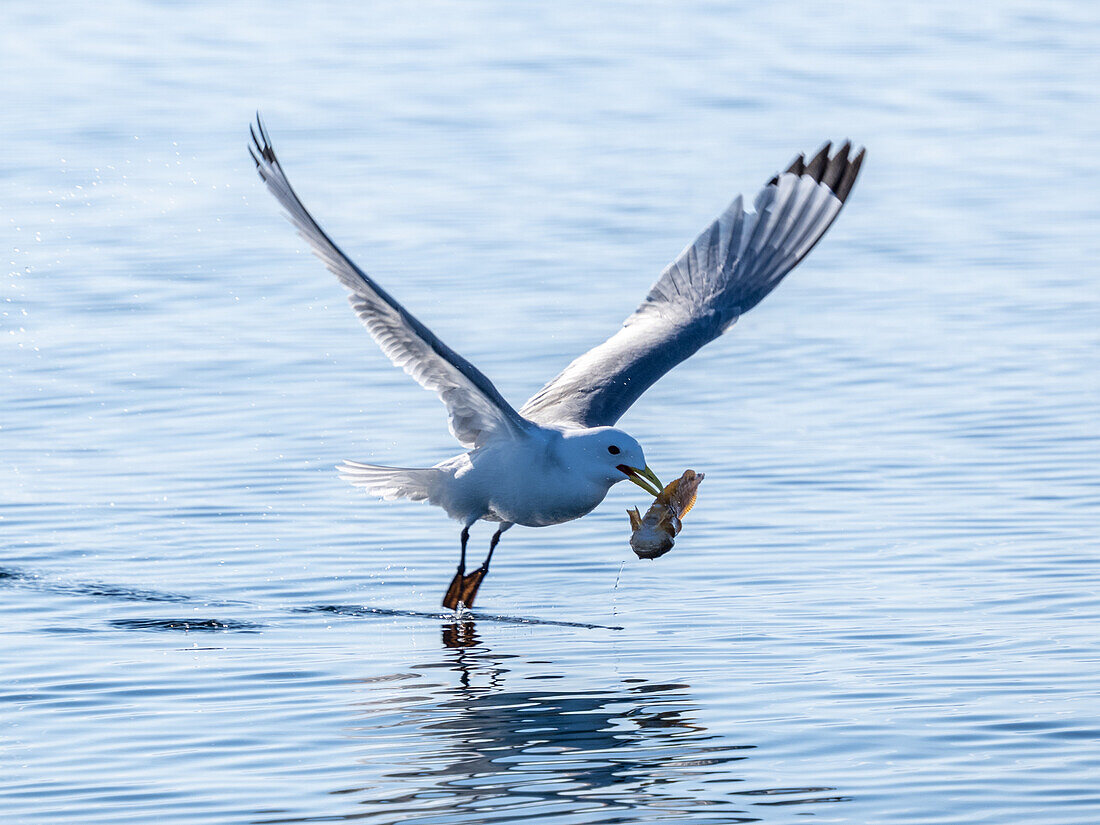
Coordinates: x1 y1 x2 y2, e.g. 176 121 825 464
560 427 663 496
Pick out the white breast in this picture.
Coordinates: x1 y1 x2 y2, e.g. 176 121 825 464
446 435 614 528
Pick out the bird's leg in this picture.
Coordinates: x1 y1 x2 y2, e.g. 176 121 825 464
442 523 512 611
458 524 470 572
479 523 509 575
455 523 512 609
442 525 471 611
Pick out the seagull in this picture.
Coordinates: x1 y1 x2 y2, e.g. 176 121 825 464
249 117 864 610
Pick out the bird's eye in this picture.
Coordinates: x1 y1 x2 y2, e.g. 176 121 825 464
607 445 621 455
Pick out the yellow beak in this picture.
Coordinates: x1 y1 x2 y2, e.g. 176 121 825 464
617 464 664 497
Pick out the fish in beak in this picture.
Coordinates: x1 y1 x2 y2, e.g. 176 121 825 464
617 464 664 497
627 469 705 559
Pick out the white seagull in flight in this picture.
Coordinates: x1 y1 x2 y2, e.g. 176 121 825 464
249 117 864 610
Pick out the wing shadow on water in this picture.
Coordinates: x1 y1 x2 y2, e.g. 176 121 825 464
297 603 623 630
0 566 196 604
0 566 617 634
106 617 263 632
0 566 620 633
254 623 842 825
0 565 261 634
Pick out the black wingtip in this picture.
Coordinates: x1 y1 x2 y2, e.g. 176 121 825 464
256 114 271 149
804 142 831 183
775 141 865 204
248 113 278 167
834 146 865 203
822 141 851 190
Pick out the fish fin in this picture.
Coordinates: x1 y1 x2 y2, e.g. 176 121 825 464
672 470 704 518
627 507 643 531
677 487 698 518
654 477 681 507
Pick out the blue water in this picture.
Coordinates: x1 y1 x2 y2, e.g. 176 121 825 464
3 2 1099 822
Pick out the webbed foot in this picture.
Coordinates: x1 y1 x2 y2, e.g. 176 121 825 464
442 565 488 611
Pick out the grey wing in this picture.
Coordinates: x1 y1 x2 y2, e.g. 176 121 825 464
249 117 529 449
520 142 865 428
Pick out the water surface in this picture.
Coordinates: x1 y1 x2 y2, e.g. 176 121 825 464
3 2 1099 822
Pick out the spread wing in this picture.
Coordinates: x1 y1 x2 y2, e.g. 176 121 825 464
520 142 865 428
249 116 529 449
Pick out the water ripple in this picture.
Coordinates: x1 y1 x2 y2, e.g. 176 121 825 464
4 1 1100 822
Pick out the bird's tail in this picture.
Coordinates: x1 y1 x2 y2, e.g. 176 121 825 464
336 460 442 503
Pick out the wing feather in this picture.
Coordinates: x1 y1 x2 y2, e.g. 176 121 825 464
249 116 528 449
520 143 864 428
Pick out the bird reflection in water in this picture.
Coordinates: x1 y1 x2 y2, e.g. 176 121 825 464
441 618 480 651
325 622 774 824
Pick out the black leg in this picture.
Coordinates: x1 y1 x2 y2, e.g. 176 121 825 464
443 523 511 611
480 524 508 573
444 525 473 611
458 524 470 572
